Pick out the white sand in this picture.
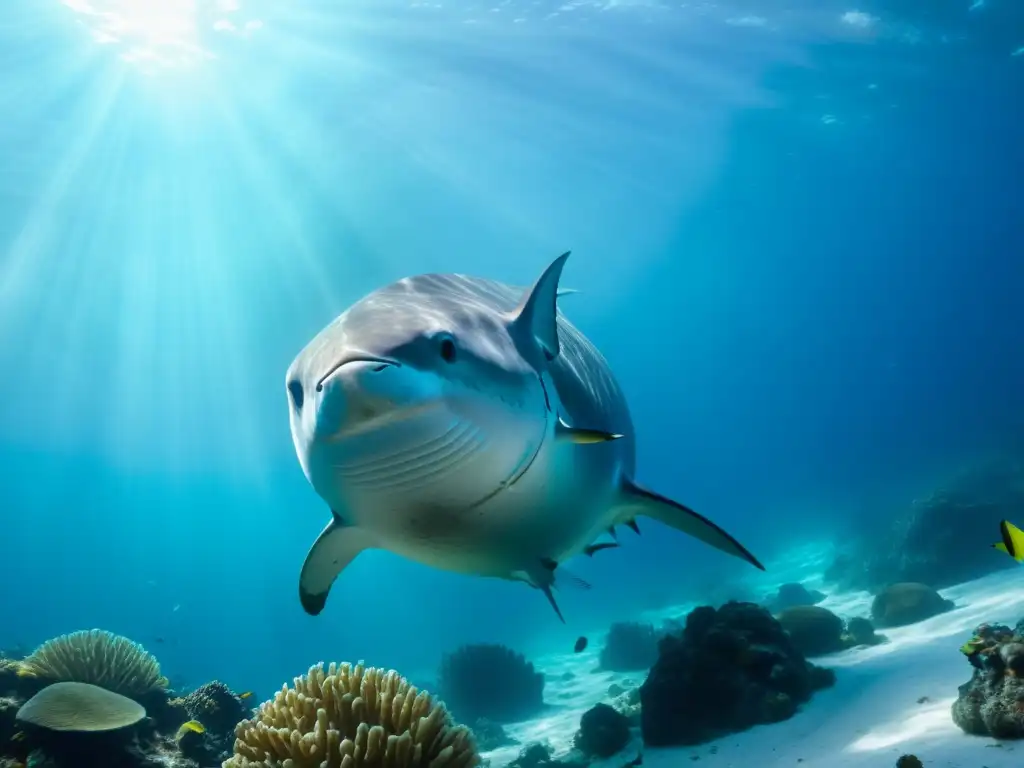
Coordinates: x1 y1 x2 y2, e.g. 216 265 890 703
483 566 1024 768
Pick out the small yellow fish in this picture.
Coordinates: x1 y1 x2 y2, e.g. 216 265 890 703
239 691 253 700
992 520 1024 563
15 665 36 678
959 637 984 655
176 720 206 739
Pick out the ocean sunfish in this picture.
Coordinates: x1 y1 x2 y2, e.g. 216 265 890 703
285 251 764 620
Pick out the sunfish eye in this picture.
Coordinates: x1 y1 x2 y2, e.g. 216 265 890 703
288 379 304 410
439 336 457 363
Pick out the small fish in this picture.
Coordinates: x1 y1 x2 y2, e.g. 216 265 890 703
574 636 588 653
992 520 1024 562
176 720 206 739
10 731 25 742
172 604 181 612
238 691 253 700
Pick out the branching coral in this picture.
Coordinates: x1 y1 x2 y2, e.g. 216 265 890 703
16 629 167 699
226 661 479 768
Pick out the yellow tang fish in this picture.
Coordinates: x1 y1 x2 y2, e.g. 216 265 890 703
992 520 1024 563
176 720 206 739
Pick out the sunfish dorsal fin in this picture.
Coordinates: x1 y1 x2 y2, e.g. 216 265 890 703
508 251 571 363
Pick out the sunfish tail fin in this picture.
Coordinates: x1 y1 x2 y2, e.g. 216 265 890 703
298 513 372 616
615 477 764 571
997 520 1024 563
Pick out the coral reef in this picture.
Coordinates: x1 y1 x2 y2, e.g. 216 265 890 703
572 704 630 758
16 630 167 701
826 458 1024 590
598 623 660 672
952 621 1024 738
0 629 251 768
226 661 479 768
438 644 544 723
765 583 826 613
871 583 954 628
843 617 886 647
639 601 835 746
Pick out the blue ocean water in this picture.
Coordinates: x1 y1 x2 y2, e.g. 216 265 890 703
0 0 1022 719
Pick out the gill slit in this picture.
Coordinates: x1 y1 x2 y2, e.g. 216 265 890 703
466 373 552 511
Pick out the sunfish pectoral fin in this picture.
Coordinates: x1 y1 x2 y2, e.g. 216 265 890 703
508 250 571 362
555 416 623 444
616 477 764 571
298 513 371 616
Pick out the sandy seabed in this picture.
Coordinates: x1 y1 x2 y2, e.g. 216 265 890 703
482 567 1024 768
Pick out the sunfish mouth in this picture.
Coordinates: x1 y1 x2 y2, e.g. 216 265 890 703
327 400 443 442
315 355 402 392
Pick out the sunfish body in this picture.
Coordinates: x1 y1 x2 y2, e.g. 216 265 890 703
286 252 764 619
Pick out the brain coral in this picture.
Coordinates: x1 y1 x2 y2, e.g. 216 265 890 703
17 629 167 699
226 661 478 768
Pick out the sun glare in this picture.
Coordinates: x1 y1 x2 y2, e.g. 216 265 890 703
60 0 262 71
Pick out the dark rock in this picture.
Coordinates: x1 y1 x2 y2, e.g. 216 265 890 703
639 601 835 747
896 756 923 768
507 743 587 768
776 606 847 657
952 621 1024 738
472 718 517 751
439 643 544 723
871 583 954 628
599 623 661 672
573 703 630 758
843 617 886 647
768 583 826 612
